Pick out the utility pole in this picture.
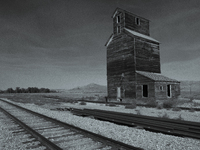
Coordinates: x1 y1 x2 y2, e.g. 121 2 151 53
189 82 192 101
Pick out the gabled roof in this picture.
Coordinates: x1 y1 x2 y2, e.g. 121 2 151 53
105 34 113 46
136 71 180 82
105 28 159 46
112 8 149 21
125 28 159 43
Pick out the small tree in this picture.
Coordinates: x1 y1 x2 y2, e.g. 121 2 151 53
6 88 14 93
15 87 21 93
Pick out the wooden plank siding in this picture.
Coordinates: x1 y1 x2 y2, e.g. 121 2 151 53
136 73 155 99
135 38 161 73
113 11 125 35
154 82 181 100
125 12 150 36
106 8 180 101
107 31 136 99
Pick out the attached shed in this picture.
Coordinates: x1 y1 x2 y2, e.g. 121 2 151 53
106 8 181 102
136 71 180 100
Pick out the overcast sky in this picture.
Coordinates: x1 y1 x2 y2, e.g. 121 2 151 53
0 0 200 90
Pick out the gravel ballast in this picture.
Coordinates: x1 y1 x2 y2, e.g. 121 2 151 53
0 111 45 150
1 99 200 150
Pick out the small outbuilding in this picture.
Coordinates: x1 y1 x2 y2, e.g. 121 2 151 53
105 8 180 102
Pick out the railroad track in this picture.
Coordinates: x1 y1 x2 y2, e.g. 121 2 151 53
71 108 200 139
0 99 142 150
0 109 46 150
77 100 200 111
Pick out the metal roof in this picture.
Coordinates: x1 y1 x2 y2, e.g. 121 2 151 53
136 71 179 82
125 28 159 43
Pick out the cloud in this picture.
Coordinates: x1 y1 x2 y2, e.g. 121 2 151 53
0 0 199 90
162 57 200 81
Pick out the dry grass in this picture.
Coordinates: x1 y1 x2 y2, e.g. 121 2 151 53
125 104 136 109
0 92 106 105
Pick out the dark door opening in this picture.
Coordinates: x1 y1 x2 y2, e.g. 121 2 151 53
167 84 171 97
143 85 148 97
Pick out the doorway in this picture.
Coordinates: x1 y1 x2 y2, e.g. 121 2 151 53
143 85 148 97
117 87 121 98
167 84 171 97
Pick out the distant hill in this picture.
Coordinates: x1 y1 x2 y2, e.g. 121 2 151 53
68 83 107 93
55 81 200 98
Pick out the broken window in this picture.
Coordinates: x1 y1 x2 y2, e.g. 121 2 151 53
135 17 140 25
117 26 121 34
117 15 121 23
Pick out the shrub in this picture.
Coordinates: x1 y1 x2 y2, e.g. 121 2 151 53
189 108 195 112
125 104 136 109
160 112 169 119
136 110 141 115
172 107 181 111
79 102 87 105
193 102 200 107
156 104 163 110
125 100 137 109
70 100 78 104
176 114 184 120
190 97 194 102
163 100 174 109
146 99 157 108
98 96 105 101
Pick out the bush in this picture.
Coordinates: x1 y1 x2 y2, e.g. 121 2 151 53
193 102 200 107
189 108 195 112
190 97 194 102
79 102 87 105
160 112 169 119
125 100 137 109
156 104 163 110
176 114 184 120
146 99 157 108
172 107 181 111
163 100 174 108
136 110 141 115
125 104 136 109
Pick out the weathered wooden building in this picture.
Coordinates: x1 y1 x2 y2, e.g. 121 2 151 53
105 8 180 101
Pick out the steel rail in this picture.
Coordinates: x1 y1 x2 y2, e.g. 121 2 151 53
0 99 143 150
77 100 200 111
0 106 62 150
71 108 200 139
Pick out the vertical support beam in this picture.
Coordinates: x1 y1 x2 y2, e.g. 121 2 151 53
134 37 137 99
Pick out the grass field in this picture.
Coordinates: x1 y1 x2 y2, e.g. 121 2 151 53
0 80 199 107
0 92 107 105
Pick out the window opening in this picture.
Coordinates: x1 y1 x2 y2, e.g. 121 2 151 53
117 26 121 34
117 15 121 23
143 85 148 97
159 86 163 91
135 17 140 25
